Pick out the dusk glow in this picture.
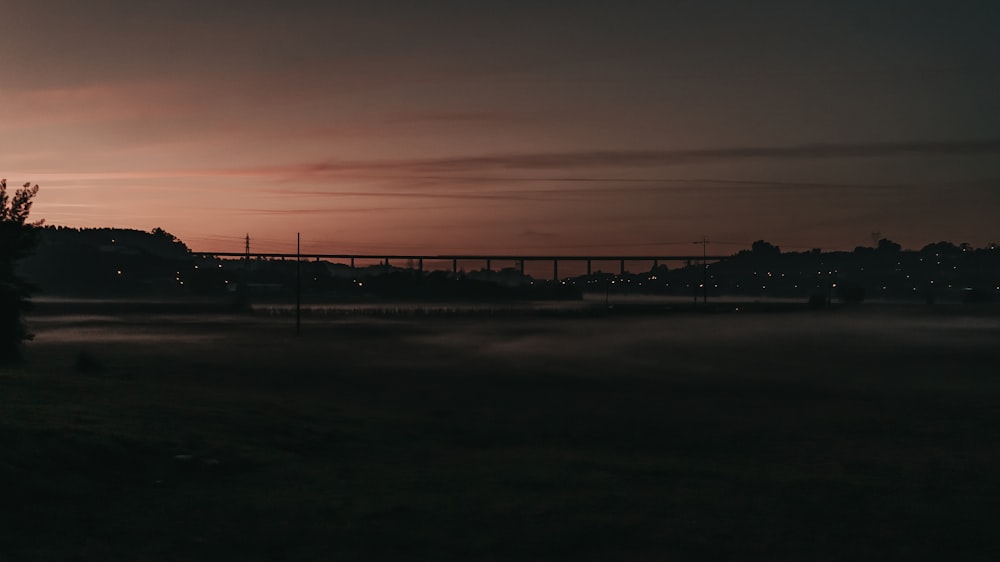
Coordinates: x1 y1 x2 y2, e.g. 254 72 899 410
4 1 998 253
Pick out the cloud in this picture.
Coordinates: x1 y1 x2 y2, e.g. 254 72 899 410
384 111 529 126
521 229 558 239
213 138 1000 179
225 205 453 216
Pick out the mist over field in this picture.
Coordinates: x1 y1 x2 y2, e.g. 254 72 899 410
3 304 998 560
25 305 1000 377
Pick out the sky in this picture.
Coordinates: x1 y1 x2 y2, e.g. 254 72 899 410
2 0 999 254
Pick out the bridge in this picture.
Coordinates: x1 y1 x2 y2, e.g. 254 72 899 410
191 252 731 280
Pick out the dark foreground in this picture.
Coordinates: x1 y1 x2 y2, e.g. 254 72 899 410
2 306 999 561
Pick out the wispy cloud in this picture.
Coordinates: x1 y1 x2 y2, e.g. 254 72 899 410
225 205 454 216
24 139 1000 188
384 110 529 126
521 229 559 239
209 138 1000 179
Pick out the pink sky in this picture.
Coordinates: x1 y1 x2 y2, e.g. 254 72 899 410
3 1 998 254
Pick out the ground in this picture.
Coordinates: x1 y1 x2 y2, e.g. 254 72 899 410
2 305 999 561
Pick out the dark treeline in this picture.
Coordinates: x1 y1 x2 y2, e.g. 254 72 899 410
17 228 1000 304
584 239 1000 304
17 227 581 301
18 226 191 297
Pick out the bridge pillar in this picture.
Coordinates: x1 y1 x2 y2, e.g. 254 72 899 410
653 259 658 269
418 258 423 273
350 257 355 270
453 258 457 274
587 259 591 276
520 259 525 275
620 259 625 276
486 258 491 272
553 259 559 281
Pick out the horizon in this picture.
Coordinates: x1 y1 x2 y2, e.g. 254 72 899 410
3 2 998 253
30 223 996 256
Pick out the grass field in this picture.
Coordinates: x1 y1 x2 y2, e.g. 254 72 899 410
2 305 999 560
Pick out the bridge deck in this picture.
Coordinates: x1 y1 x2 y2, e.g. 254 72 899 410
192 252 729 261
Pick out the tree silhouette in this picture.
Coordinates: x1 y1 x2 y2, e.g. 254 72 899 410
751 240 781 256
876 238 901 253
0 179 41 364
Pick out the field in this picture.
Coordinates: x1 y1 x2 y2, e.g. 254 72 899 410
2 305 999 560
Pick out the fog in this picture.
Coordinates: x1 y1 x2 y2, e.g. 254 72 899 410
27 305 999 380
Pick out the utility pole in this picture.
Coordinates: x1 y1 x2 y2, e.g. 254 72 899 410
296 232 301 337
695 236 709 305
239 233 250 307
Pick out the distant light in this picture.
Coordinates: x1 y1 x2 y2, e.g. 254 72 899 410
116 270 122 275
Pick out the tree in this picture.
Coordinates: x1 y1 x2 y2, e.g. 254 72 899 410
921 241 959 256
876 238 901 253
1 178 41 364
751 240 781 256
